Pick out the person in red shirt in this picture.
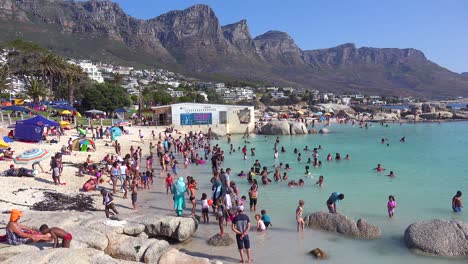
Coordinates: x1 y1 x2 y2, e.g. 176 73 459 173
165 173 173 194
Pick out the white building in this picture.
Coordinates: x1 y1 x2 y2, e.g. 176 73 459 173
151 103 254 135
78 62 104 83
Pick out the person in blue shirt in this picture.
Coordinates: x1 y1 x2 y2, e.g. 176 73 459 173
261 209 272 228
326 192 344 213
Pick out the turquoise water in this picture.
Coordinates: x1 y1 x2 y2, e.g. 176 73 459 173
204 122 467 263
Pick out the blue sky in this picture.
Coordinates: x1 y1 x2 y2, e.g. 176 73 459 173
112 0 468 73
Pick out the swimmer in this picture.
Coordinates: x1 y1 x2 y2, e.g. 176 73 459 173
316 175 324 187
387 195 396 217
274 150 279 160
282 172 288 180
304 166 311 175
281 146 286 153
288 180 297 187
387 171 395 177
381 138 385 144
238 171 246 177
327 154 332 161
294 148 298 154
297 153 302 162
307 158 312 164
400 137 406 143
335 153 341 160
345 154 351 160
318 145 322 150
285 164 291 170
374 164 385 172
298 179 304 186
452 191 463 212
304 146 309 151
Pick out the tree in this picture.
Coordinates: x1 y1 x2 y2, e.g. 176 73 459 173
0 65 10 93
64 63 86 104
152 90 172 105
259 94 272 105
26 78 48 104
80 83 131 112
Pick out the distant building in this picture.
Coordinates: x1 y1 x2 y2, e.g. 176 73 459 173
77 62 104 83
151 103 254 134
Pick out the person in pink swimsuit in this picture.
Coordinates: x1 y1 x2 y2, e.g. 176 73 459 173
387 195 396 218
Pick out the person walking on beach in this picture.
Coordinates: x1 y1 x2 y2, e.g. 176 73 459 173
452 191 463 212
232 206 251 264
327 192 344 213
101 189 119 218
296 200 305 232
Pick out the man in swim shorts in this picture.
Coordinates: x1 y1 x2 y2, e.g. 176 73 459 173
452 191 463 212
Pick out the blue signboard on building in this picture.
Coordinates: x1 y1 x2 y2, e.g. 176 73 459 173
180 113 212 125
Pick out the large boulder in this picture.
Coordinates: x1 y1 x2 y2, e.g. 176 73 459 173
319 128 330 134
260 121 290 135
290 122 308 135
143 240 171 263
419 111 453 120
69 226 109 251
207 233 235 246
372 112 399 121
304 211 381 239
0 244 40 261
129 215 198 242
2 248 100 264
106 236 159 262
410 103 422 115
453 111 468 119
311 104 355 115
158 248 220 264
404 219 468 256
421 103 435 113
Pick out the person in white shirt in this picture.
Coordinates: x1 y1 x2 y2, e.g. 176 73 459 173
255 214 266 232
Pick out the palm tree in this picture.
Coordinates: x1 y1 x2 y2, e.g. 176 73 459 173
64 63 86 105
26 78 48 104
0 65 10 93
39 52 62 94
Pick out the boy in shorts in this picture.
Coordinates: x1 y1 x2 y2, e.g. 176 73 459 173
39 224 72 248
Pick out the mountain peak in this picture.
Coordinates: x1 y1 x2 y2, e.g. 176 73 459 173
255 30 293 41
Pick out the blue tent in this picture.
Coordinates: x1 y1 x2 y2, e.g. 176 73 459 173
2 106 31 113
114 108 129 113
53 105 76 111
15 115 60 142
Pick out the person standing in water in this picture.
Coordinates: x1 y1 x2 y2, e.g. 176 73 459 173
326 192 344 213
296 200 305 232
387 195 396 217
232 206 251 264
452 191 463 212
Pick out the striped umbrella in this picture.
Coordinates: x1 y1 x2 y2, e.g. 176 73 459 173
80 139 95 146
14 148 50 164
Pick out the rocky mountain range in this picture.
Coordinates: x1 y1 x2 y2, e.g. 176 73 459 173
0 0 467 97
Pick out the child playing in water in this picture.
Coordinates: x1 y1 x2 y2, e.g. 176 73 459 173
282 172 288 180
316 175 324 187
165 173 173 194
255 214 266 232
261 209 272 228
39 224 72 248
387 195 396 217
201 193 209 223
296 200 305 232
298 179 305 186
304 166 311 175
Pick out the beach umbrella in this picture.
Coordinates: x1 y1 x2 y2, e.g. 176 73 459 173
61 110 72 115
76 111 82 117
53 105 76 111
324 113 332 116
13 148 50 164
0 138 9 149
80 139 95 146
85 109 104 114
297 110 304 115
110 127 122 137
60 121 70 127
315 111 323 115
77 128 86 136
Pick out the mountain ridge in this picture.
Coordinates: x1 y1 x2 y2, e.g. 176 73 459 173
0 0 467 97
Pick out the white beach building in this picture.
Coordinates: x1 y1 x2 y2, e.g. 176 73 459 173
151 103 254 135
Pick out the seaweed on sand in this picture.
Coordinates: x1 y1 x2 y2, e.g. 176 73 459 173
32 192 97 211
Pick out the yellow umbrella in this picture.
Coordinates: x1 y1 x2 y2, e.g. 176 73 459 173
324 113 332 116
61 110 72 115
60 121 70 127
0 139 9 149
76 111 82 117
297 110 304 115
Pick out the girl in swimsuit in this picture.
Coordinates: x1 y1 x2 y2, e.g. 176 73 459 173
189 179 198 216
387 195 396 217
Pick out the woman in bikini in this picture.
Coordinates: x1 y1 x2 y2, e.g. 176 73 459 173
188 178 198 216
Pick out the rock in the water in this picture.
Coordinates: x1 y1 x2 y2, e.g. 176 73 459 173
290 122 308 135
207 233 235 246
319 128 330 134
158 248 217 264
143 240 170 263
260 121 290 135
309 248 327 259
309 129 318 134
419 111 453 120
453 111 468 119
404 219 468 256
304 211 381 239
